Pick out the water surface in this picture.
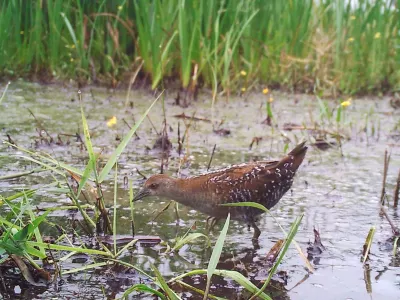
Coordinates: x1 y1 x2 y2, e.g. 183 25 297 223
1 82 399 299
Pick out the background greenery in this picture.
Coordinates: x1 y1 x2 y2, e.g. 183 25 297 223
0 0 399 94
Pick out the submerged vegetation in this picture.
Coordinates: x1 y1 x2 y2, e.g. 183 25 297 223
1 0 400 94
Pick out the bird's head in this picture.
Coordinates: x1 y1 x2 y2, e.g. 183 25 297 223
133 174 177 201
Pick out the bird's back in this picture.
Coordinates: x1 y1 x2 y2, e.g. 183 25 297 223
182 142 308 222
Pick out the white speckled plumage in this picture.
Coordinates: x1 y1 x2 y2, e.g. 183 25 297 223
134 142 308 240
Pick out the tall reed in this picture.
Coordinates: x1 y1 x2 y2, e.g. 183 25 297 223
0 0 398 94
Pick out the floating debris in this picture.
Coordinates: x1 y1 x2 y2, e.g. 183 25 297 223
311 139 337 150
213 128 231 136
249 137 262 150
266 239 284 265
283 123 303 131
173 112 211 123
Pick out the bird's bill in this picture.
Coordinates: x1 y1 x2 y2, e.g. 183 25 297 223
133 188 150 201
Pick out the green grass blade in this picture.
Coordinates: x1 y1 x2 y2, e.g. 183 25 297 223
393 237 399 256
4 141 89 179
26 198 48 258
77 98 98 197
168 269 271 300
61 261 111 275
203 213 230 300
60 12 79 55
0 81 10 105
362 226 375 264
98 92 162 182
113 163 118 255
250 215 303 299
27 241 113 256
171 233 209 252
76 156 95 198
151 264 180 300
221 202 314 272
115 238 138 258
80 97 96 164
217 270 271 300
336 104 342 123
121 284 166 300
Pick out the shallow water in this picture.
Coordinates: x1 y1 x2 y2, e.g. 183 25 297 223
1 82 400 299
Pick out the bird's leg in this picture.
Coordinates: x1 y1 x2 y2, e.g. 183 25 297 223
251 222 261 249
205 217 219 234
174 201 180 224
205 216 212 232
251 222 261 240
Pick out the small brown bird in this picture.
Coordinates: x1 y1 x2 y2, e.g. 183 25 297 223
134 142 307 240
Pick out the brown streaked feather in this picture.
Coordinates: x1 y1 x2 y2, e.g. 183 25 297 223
178 142 308 222
135 142 308 225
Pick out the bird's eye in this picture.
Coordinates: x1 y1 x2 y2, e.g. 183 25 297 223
149 183 158 189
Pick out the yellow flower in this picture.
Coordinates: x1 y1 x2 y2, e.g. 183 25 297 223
70 58 74 62
268 97 274 103
20 31 24 35
107 116 117 127
71 44 76 49
341 98 352 107
118 5 123 10
263 88 269 94
241 87 246 92
347 37 354 43
240 70 247 76
374 32 381 39
350 15 356 20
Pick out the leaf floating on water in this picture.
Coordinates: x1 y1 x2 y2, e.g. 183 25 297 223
213 128 231 136
11 255 49 286
173 112 211 123
266 239 284 265
311 139 337 151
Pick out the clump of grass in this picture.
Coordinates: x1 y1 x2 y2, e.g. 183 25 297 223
0 1 399 94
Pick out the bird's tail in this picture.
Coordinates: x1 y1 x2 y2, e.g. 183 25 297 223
279 141 308 171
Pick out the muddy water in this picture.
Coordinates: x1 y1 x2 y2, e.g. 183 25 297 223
1 82 400 299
